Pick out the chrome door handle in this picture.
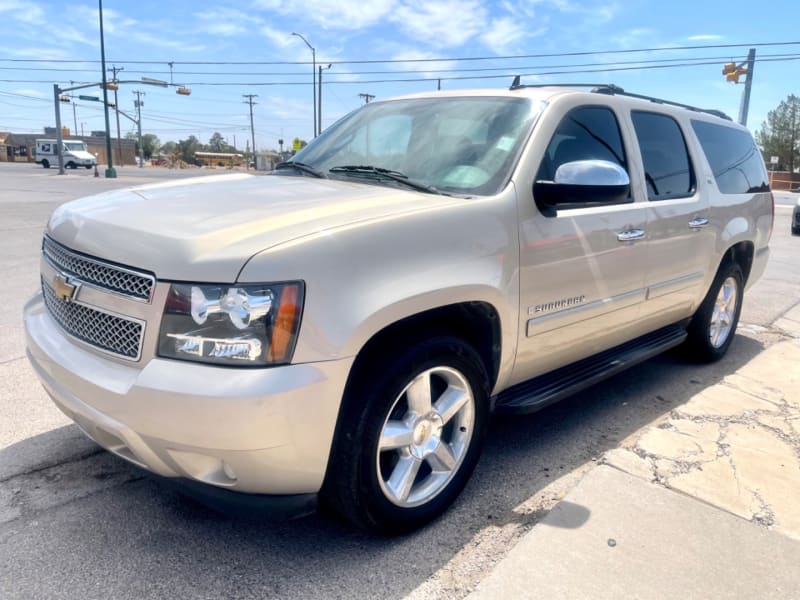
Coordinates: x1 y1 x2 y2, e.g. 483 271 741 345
617 229 646 242
689 217 709 229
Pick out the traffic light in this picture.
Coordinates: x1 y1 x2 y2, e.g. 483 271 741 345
722 62 746 83
59 95 71 103
106 101 116 108
176 86 191 96
104 82 119 91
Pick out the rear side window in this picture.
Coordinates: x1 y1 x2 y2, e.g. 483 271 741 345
632 112 694 200
691 120 769 194
537 106 627 181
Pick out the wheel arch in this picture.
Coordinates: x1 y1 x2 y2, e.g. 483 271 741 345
720 240 754 284
345 301 503 399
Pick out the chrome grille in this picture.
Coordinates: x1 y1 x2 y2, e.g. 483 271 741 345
43 237 155 301
42 280 144 360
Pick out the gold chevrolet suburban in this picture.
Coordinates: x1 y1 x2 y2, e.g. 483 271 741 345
24 83 773 533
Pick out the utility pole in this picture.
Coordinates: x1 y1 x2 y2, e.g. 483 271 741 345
243 94 258 169
71 97 78 135
108 64 124 164
738 48 756 127
133 90 145 168
359 93 375 104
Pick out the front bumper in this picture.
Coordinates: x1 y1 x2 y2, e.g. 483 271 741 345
24 292 353 496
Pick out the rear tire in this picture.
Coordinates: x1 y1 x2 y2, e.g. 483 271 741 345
322 336 490 534
683 261 744 362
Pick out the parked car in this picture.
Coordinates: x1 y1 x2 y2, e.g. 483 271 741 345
24 83 773 533
792 197 800 235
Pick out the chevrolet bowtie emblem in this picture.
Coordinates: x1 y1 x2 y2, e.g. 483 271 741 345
52 273 79 302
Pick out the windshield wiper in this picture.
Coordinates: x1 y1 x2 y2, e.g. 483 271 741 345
329 165 450 196
274 161 328 178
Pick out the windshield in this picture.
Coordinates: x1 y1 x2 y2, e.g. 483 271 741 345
64 142 88 152
291 96 540 196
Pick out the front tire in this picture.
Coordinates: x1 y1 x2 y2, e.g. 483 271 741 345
41 159 50 169
322 337 490 534
66 161 76 169
684 261 744 362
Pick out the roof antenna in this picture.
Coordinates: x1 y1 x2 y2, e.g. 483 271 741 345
510 75 521 90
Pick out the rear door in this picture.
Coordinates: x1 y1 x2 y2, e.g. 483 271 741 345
629 111 714 329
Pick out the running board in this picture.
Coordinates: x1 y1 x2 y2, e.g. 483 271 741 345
494 324 688 414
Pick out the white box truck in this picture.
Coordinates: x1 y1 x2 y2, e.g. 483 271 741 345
34 139 96 169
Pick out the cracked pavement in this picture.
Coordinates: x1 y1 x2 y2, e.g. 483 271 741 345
605 305 800 541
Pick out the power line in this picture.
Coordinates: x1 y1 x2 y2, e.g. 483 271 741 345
0 40 798 66
2 55 798 88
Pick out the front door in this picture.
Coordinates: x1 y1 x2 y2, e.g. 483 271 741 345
511 104 648 386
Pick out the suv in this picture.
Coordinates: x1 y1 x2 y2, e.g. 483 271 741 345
24 84 773 533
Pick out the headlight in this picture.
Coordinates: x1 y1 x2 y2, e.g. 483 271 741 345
157 281 304 366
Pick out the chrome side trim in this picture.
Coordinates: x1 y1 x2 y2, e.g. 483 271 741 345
646 271 703 300
527 288 646 336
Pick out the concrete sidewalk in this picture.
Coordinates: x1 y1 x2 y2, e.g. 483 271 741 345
470 324 800 599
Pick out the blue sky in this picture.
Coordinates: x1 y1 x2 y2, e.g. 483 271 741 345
0 0 798 151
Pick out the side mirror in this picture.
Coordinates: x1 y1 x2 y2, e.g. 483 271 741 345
534 159 631 215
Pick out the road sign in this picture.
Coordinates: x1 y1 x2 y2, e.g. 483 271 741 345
78 95 100 102
292 137 303 151
770 156 779 164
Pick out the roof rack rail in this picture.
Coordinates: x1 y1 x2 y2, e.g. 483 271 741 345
508 76 731 121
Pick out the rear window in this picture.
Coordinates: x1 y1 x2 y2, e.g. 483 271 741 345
691 120 769 194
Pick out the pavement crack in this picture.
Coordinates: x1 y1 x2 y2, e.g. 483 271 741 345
0 447 105 484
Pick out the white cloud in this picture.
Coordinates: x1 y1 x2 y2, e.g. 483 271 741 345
390 0 487 48
260 25 295 49
687 34 723 41
253 0 396 30
0 0 45 25
480 16 530 55
14 88 45 98
613 27 655 50
390 49 459 79
520 0 618 24
129 31 206 53
194 8 257 37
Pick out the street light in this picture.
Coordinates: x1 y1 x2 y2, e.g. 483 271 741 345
98 0 115 178
318 64 332 134
291 32 316 138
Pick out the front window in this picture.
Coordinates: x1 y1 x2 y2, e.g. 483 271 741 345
64 142 87 152
290 96 541 196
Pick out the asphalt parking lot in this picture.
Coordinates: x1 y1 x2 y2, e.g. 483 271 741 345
1 161 799 599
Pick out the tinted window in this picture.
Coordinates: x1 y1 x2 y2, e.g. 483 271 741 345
691 120 769 194
537 106 627 181
632 112 694 200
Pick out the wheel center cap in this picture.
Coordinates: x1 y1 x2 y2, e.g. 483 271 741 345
410 414 444 458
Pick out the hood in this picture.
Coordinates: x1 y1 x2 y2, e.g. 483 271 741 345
47 173 461 282
66 150 95 161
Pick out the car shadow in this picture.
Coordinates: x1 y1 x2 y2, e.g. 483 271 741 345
0 333 765 600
